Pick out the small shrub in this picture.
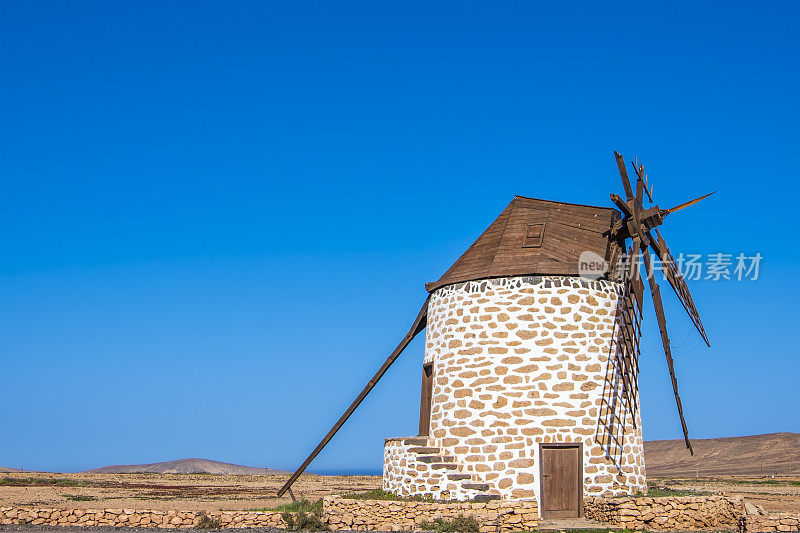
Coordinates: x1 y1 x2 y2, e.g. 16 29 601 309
646 487 709 497
735 479 800 487
53 479 82 486
275 498 323 515
419 515 480 533
340 489 401 501
62 494 96 501
197 513 221 529
0 477 84 487
282 511 328 531
294 512 328 531
340 489 436 502
615 486 709 497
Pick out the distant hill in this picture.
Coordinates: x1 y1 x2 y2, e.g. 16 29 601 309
83 458 289 475
0 466 23 473
645 432 800 476
21 433 800 477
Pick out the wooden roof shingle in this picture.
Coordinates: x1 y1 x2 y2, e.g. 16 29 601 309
425 196 620 292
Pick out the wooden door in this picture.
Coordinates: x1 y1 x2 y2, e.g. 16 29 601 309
418 363 434 436
540 444 582 518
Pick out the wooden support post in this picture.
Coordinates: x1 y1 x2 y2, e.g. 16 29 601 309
276 297 430 497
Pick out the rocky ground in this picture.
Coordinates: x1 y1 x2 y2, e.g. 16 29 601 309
1 472 798 514
649 475 800 513
0 472 380 512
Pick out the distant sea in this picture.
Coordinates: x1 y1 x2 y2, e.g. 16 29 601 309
311 469 382 476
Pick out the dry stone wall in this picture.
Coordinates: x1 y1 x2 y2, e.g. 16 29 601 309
324 495 795 532
745 513 800 532
323 495 539 532
3 498 797 531
0 507 285 528
584 495 744 530
416 275 645 501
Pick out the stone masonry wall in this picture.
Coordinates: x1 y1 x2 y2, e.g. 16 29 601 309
383 437 449 499
383 438 449 499
323 495 539 532
0 507 285 528
4 498 797 531
324 495 796 532
584 495 744 530
383 437 488 501
584 495 800 532
746 513 800 532
384 438 416 493
419 275 645 501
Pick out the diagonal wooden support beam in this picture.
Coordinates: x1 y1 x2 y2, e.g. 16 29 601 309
276 296 430 497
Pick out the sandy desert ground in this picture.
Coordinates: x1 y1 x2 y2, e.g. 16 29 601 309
648 475 800 514
0 472 379 512
1 472 799 514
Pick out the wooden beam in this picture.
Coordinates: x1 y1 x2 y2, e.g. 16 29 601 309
276 297 431 497
649 232 710 346
641 251 694 455
661 192 716 217
614 151 634 201
610 193 633 216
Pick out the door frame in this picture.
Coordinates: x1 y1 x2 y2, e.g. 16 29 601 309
418 362 434 436
539 442 584 518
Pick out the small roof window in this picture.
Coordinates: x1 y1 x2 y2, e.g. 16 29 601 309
523 223 545 248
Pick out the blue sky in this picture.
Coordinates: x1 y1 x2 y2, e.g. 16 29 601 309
1 1 798 474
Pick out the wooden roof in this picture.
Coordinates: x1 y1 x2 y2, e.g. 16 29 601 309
425 196 621 292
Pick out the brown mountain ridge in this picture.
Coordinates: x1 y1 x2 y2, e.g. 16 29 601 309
645 432 800 476
5 433 796 477
82 458 289 475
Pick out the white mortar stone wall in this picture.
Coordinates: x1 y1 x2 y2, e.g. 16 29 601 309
383 438 449 499
402 275 645 502
383 438 488 501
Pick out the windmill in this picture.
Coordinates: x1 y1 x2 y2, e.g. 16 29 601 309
276 151 714 506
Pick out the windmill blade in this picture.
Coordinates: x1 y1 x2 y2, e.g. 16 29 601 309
633 161 645 205
614 151 634 200
641 250 694 455
662 192 716 217
649 230 710 346
630 159 654 203
277 296 430 497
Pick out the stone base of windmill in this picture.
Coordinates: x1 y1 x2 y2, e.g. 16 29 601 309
383 275 650 508
382 434 646 505
383 437 503 502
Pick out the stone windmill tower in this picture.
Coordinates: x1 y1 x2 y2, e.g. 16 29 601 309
278 152 712 518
